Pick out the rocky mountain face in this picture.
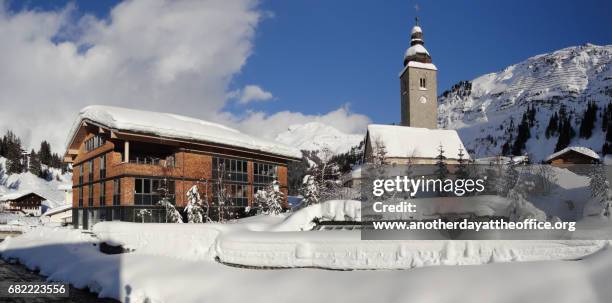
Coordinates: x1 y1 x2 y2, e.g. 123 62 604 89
438 44 612 161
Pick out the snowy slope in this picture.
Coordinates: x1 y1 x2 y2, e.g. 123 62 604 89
274 122 363 154
0 156 71 208
438 44 612 161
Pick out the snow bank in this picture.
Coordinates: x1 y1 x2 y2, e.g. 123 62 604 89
3 227 612 303
273 200 361 231
93 222 222 261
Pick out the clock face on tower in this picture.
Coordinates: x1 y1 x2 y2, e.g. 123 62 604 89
419 96 427 104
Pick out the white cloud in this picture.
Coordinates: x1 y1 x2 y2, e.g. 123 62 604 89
232 84 274 104
0 0 261 151
0 0 371 153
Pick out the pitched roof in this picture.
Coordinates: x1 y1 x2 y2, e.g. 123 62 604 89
366 124 470 160
66 105 302 160
0 190 60 202
545 146 600 162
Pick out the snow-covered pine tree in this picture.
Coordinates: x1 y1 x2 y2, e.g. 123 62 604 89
156 178 183 223
299 174 320 206
185 185 205 223
254 180 284 215
456 147 469 179
159 197 183 223
435 144 449 179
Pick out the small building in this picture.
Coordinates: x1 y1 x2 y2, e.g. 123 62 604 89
63 105 301 229
545 146 600 166
0 191 51 216
41 204 72 226
363 124 470 165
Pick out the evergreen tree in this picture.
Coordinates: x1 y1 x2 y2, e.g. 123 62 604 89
512 111 531 155
3 130 24 174
28 149 42 177
545 112 559 139
579 101 598 139
554 118 575 152
456 147 469 179
435 144 449 179
38 141 53 166
185 185 205 223
299 175 320 207
254 180 284 215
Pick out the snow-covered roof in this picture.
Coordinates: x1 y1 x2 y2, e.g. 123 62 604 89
405 44 430 58
398 61 437 76
545 146 600 162
0 190 60 202
366 125 470 160
67 105 302 159
42 204 72 216
411 25 422 34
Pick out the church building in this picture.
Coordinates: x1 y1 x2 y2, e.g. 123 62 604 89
364 18 469 165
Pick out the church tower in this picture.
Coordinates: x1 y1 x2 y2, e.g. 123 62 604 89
399 18 438 129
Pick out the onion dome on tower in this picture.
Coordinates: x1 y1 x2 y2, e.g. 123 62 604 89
403 17 432 66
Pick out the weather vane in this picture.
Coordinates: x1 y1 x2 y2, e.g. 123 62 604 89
414 4 420 25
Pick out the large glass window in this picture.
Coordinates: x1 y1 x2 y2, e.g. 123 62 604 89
254 162 278 185
212 157 247 183
134 178 175 205
99 181 106 205
113 179 121 206
99 154 106 179
87 160 94 182
78 186 83 207
88 185 93 206
78 165 83 185
253 162 278 196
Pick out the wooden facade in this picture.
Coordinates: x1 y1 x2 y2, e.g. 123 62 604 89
546 150 600 166
64 120 298 228
1 193 45 215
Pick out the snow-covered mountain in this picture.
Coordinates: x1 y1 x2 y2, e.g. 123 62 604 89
275 122 364 154
439 43 612 161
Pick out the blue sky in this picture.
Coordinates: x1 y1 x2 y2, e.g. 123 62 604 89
3 0 612 149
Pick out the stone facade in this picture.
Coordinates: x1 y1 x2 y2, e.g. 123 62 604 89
400 66 438 128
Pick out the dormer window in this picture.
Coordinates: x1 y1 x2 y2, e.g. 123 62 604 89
419 77 427 89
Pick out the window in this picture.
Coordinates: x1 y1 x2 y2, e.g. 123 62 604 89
212 157 247 183
134 178 175 205
129 156 160 165
87 160 94 182
113 179 121 206
78 165 84 185
85 135 105 152
88 185 93 206
254 162 278 185
419 77 427 89
78 186 83 207
99 181 106 205
99 154 106 179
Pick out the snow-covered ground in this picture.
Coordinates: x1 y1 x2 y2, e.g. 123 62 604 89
1 199 612 303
